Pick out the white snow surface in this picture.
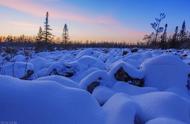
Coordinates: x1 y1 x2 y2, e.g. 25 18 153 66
1 48 190 124
0 75 105 124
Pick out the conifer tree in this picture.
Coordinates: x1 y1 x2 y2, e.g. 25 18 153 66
179 21 187 41
62 24 69 45
43 12 53 43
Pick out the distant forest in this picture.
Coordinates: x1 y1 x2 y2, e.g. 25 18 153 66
0 12 190 51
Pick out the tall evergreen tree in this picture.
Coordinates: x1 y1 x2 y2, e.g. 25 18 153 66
43 12 53 43
62 24 69 45
179 21 187 41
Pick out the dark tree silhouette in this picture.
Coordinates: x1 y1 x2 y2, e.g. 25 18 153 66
160 24 168 49
62 24 69 45
179 21 187 41
170 26 179 48
43 12 53 43
150 13 166 44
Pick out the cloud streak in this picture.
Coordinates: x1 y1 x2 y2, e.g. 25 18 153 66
0 0 118 25
0 0 145 42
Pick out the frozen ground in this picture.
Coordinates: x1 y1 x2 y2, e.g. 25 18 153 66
0 48 190 124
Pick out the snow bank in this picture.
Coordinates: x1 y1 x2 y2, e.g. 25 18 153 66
133 91 190 123
146 118 187 124
0 62 34 79
37 75 79 88
142 54 189 90
80 70 110 93
112 82 158 95
13 55 26 62
30 57 51 72
76 48 94 58
92 86 116 105
109 60 144 80
74 55 105 70
0 75 105 124
103 93 137 124
46 61 75 77
108 60 144 86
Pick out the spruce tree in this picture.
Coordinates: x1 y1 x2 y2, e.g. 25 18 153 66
43 12 53 43
62 24 69 45
179 21 187 41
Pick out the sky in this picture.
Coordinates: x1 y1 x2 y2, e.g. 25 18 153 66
0 0 190 43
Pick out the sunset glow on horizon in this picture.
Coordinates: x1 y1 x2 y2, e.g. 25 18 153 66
0 0 190 42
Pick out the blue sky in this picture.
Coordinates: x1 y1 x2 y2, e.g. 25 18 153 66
0 0 189 42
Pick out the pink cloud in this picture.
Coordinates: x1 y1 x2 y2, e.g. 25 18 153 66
0 0 118 25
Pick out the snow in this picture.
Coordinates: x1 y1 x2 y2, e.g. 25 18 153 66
37 75 79 88
141 54 189 90
79 70 110 90
133 91 190 123
112 81 158 95
146 118 187 124
13 54 26 62
92 86 116 105
0 48 190 124
30 56 51 72
109 60 144 79
0 62 35 79
0 75 105 124
103 93 137 124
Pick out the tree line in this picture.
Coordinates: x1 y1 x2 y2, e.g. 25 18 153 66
0 12 190 50
143 13 190 49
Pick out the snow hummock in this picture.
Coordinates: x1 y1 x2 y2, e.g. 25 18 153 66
1 48 190 124
80 70 110 90
133 91 190 123
0 62 34 79
109 60 144 80
0 75 105 124
92 86 116 105
103 93 137 124
112 81 158 95
141 54 189 90
146 117 187 124
37 75 79 88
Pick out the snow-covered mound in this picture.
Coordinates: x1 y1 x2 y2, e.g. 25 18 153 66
13 54 26 62
0 75 105 124
103 93 137 124
142 54 189 90
92 86 116 105
80 70 110 93
146 118 187 124
133 91 190 123
46 61 75 77
112 82 158 95
0 62 35 79
37 75 79 88
0 48 190 124
30 56 51 72
109 60 144 87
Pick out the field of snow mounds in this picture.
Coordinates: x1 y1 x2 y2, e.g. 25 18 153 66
0 48 190 124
